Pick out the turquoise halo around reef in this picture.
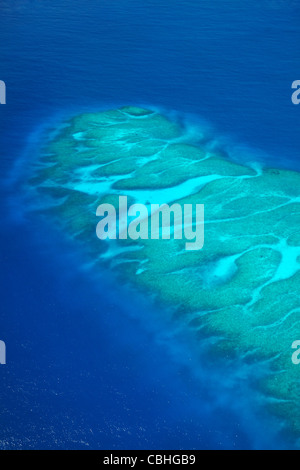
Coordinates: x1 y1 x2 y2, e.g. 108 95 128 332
27 106 300 446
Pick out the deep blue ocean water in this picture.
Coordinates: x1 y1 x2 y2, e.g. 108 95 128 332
0 0 300 449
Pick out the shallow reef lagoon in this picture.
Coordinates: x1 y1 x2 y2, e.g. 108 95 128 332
1 0 300 450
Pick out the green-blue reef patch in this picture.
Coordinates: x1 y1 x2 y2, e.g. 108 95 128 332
28 106 300 445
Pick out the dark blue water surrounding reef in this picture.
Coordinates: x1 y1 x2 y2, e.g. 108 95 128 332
0 0 300 449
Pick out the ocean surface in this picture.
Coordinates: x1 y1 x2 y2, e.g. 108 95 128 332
0 0 300 450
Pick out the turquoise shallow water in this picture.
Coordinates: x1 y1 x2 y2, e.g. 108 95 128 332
0 0 300 450
14 105 300 450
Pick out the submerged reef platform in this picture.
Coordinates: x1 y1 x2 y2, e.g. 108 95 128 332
28 106 300 445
